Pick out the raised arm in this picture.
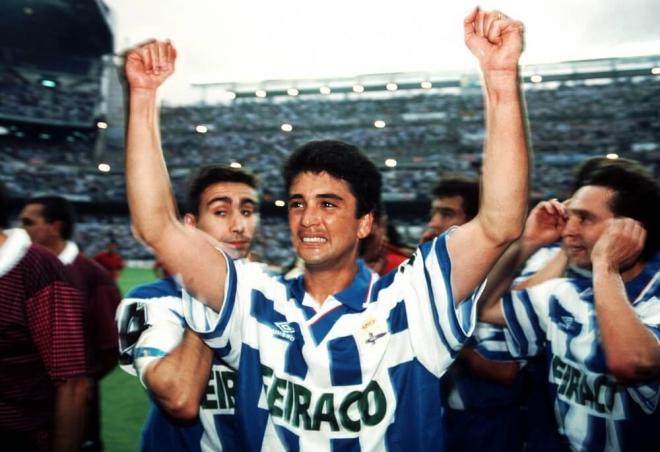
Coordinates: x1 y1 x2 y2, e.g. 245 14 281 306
124 41 226 310
478 199 567 325
447 8 528 303
591 218 660 381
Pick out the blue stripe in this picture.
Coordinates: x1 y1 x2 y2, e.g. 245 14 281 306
519 289 545 351
215 341 232 359
275 426 299 452
235 345 269 451
370 269 397 302
387 300 408 334
385 359 444 451
420 243 457 358
328 335 363 386
216 256 238 334
284 324 308 380
166 308 185 326
133 346 167 359
331 437 361 452
434 234 468 344
310 305 349 345
250 289 287 326
502 292 529 356
584 413 606 451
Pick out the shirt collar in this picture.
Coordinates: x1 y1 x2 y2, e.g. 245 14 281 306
0 229 31 277
333 259 375 311
58 241 79 265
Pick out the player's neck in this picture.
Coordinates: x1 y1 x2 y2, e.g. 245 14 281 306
303 260 359 306
0 231 6 248
46 238 68 257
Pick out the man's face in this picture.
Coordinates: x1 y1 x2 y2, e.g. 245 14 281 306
424 195 467 240
288 171 372 271
19 203 54 245
185 182 259 259
561 185 615 268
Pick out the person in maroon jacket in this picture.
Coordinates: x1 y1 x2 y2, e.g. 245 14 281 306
0 184 90 452
20 196 121 452
93 240 124 282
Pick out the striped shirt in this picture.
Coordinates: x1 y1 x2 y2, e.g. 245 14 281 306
479 257 660 452
183 234 481 451
117 276 239 452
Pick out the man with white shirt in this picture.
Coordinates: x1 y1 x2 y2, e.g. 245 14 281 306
20 195 121 451
1 185 89 451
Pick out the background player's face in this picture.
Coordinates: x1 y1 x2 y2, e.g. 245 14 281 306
185 181 259 259
19 203 54 245
288 171 372 271
561 185 614 268
424 195 467 240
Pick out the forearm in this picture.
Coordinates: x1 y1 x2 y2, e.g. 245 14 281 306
513 250 568 290
52 376 91 451
143 329 213 420
593 263 660 381
478 70 529 244
478 238 540 324
460 346 520 384
125 89 180 246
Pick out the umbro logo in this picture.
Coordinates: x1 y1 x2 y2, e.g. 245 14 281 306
272 321 296 342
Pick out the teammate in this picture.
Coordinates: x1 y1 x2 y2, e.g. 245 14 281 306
419 176 525 452
0 184 90 451
420 176 480 243
20 195 122 451
478 163 660 451
117 165 259 451
124 7 528 450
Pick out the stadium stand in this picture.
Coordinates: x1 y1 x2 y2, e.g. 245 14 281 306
3 53 659 267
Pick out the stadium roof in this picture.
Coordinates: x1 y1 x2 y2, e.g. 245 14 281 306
0 0 113 58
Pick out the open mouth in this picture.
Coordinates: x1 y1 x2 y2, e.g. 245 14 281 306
300 236 328 244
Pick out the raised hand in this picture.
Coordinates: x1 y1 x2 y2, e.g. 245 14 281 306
522 199 567 248
591 218 646 272
464 7 524 74
124 40 177 92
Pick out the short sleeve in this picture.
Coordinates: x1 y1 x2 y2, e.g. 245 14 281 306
500 280 556 359
26 280 88 381
398 232 483 377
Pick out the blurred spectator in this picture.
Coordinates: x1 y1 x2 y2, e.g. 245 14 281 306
20 195 121 452
94 239 125 282
0 183 90 451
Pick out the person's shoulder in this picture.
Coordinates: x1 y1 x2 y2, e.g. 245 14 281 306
73 252 115 283
24 243 68 277
126 276 180 299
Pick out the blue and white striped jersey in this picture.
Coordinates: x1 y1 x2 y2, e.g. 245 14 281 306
481 259 660 452
182 235 481 451
117 276 238 452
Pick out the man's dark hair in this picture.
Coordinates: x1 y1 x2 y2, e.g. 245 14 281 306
0 182 9 229
579 164 659 261
572 157 648 193
27 195 76 240
431 176 480 221
186 165 259 216
283 140 382 218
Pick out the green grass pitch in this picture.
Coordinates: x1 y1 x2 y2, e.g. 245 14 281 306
101 267 157 451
